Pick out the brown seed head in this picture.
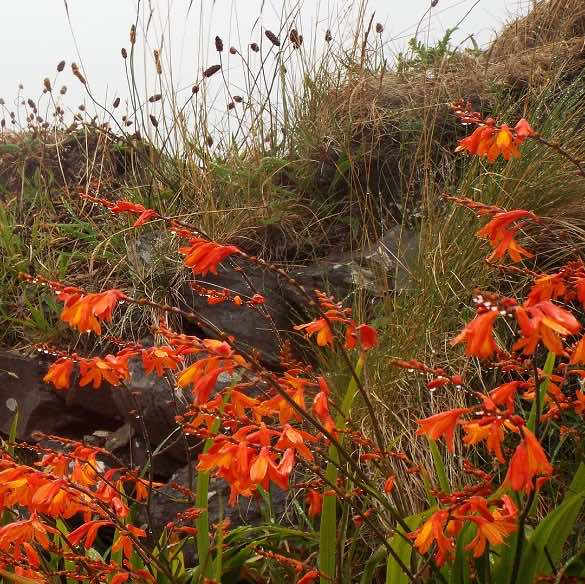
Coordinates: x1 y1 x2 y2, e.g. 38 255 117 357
148 93 162 103
60 86 67 95
130 25 136 45
192 84 200 94
43 78 52 92
250 42 260 52
121 47 128 59
215 36 224 52
149 114 158 128
71 63 86 84
265 30 280 46
57 60 66 72
113 97 120 108
325 29 332 42
203 64 221 78
153 49 162 74
375 22 384 34
290 29 303 48
27 98 36 110
233 95 243 103
227 102 235 110
229 46 237 55
205 135 213 146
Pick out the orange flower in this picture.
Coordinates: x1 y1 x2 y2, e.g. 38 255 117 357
416 408 470 452
462 421 506 463
412 510 454 566
0 514 58 559
346 323 379 350
295 318 334 347
297 570 320 584
383 475 395 494
78 354 130 388
570 335 585 364
514 118 536 141
142 346 182 376
456 118 534 162
484 381 523 413
505 427 553 493
464 496 517 557
112 525 146 559
177 356 233 404
451 310 499 359
68 519 113 548
43 357 74 390
306 490 323 517
60 289 126 334
525 274 567 306
313 377 336 435
513 300 580 356
275 424 316 462
476 209 536 263
104 199 160 227
456 123 496 158
179 237 240 276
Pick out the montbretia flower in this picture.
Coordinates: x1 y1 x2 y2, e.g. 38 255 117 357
344 323 379 350
412 509 454 565
112 525 146 559
462 496 517 557
505 427 553 493
513 300 580 355
451 309 499 359
179 236 240 276
60 289 126 334
68 519 113 548
462 421 506 463
416 408 470 452
78 354 131 389
110 200 160 227
142 346 183 376
306 490 323 517
313 377 337 434
456 117 535 162
476 209 537 263
295 317 334 347
43 357 74 390
177 356 236 404
0 513 58 566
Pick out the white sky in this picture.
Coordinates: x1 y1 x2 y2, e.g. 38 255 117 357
0 0 530 128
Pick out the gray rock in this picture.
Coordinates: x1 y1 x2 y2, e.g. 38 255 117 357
0 351 120 441
176 260 300 367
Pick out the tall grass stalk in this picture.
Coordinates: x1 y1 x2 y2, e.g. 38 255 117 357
319 354 364 583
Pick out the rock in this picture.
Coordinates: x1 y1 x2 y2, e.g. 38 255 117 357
176 260 302 367
110 358 192 465
0 351 120 441
292 225 418 299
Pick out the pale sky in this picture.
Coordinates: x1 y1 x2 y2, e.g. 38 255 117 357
0 0 530 129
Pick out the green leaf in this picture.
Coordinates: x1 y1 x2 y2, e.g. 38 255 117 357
319 355 365 584
527 351 555 433
385 515 423 584
450 523 473 584
429 439 449 495
515 463 585 582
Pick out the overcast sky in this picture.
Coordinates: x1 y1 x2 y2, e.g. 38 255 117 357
0 0 530 126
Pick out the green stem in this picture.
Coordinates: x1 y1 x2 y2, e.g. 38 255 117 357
195 390 232 579
319 355 365 584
